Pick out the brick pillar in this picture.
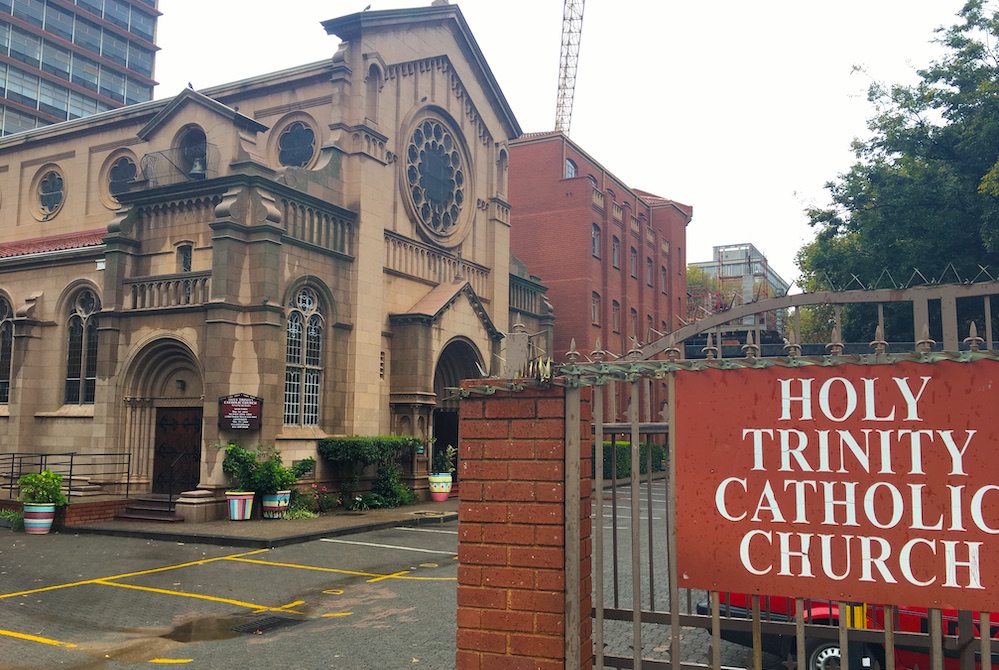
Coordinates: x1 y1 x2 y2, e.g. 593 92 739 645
457 382 592 670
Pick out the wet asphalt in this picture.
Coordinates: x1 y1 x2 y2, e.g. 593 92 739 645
0 502 460 669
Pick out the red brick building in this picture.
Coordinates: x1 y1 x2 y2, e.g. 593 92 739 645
508 132 691 420
508 132 692 369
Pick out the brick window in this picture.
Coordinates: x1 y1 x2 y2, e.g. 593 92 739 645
611 301 620 332
630 308 638 340
591 224 600 258
629 247 637 278
591 292 600 324
565 158 577 179
661 265 668 294
646 257 653 286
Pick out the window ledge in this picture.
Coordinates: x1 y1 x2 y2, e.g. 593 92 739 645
36 405 95 418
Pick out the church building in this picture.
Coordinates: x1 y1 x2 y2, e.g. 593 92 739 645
0 2 551 513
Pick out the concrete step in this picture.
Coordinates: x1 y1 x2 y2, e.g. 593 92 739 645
116 511 185 523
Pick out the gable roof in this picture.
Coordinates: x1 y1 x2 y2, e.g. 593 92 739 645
138 87 268 141
323 3 521 139
389 278 503 341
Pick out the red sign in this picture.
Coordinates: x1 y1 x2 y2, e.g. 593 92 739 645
675 359 999 611
219 393 262 430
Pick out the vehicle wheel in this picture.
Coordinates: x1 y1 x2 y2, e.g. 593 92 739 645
804 639 840 670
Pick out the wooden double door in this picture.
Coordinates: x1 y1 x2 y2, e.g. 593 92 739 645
151 407 203 495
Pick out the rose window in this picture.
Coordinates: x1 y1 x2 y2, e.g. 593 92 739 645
406 119 465 235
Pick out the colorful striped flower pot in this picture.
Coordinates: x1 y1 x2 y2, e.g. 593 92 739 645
23 503 56 535
225 492 254 521
261 490 291 519
428 473 453 502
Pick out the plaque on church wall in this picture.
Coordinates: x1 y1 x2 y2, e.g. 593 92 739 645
219 393 262 430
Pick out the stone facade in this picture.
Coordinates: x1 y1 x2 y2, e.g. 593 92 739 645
0 4 552 508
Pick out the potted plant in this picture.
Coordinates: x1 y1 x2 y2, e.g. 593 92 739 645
428 443 456 502
18 470 68 534
254 447 315 520
220 442 260 521
220 442 315 520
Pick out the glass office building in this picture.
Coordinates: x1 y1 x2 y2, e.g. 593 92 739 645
0 0 157 135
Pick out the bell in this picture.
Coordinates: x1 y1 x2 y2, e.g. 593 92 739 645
188 155 206 179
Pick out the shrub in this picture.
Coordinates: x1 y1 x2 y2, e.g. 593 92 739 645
431 444 456 475
370 463 417 508
0 508 23 531
317 436 422 496
17 470 68 506
219 442 315 494
598 441 667 480
317 436 422 466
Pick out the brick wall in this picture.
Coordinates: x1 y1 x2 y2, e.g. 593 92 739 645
1 498 129 527
457 382 592 669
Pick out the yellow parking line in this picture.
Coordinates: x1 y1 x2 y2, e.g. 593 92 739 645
367 570 410 583
226 557 455 581
149 660 193 664
226 557 381 578
0 627 77 648
95 580 300 613
0 549 271 601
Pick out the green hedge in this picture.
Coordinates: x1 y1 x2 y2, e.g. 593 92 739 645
595 441 666 480
317 436 423 466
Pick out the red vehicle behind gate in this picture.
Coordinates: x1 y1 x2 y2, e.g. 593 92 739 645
697 593 999 670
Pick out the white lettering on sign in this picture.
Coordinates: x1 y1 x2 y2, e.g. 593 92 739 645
712 371 994 593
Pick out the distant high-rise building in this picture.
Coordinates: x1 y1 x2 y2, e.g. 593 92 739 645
688 243 790 333
0 0 158 135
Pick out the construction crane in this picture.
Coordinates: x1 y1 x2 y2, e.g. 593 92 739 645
554 0 585 135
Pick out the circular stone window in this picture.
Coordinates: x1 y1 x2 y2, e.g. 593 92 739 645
99 151 138 209
405 117 468 245
30 165 65 221
278 121 316 168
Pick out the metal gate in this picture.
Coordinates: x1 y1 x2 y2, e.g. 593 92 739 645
556 280 999 670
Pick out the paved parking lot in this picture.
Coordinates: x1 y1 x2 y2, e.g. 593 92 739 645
0 524 459 668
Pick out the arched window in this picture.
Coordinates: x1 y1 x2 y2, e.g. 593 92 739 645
646 257 654 286
591 224 600 257
365 63 381 123
591 292 600 324
630 308 638 340
0 297 12 404
630 247 638 278
284 286 323 426
611 236 620 268
611 300 620 332
565 159 577 179
661 265 668 294
65 289 100 404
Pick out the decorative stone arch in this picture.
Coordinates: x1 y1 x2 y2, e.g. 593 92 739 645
431 337 484 473
281 276 338 323
118 334 205 494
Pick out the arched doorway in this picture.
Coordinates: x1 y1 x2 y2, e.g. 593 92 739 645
121 337 204 495
432 338 483 487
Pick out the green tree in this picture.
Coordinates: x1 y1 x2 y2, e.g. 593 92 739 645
686 266 723 322
797 0 999 341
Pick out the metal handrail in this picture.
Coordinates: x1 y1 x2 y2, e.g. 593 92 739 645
0 452 131 500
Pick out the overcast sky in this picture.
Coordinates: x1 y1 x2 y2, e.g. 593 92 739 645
155 0 967 286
